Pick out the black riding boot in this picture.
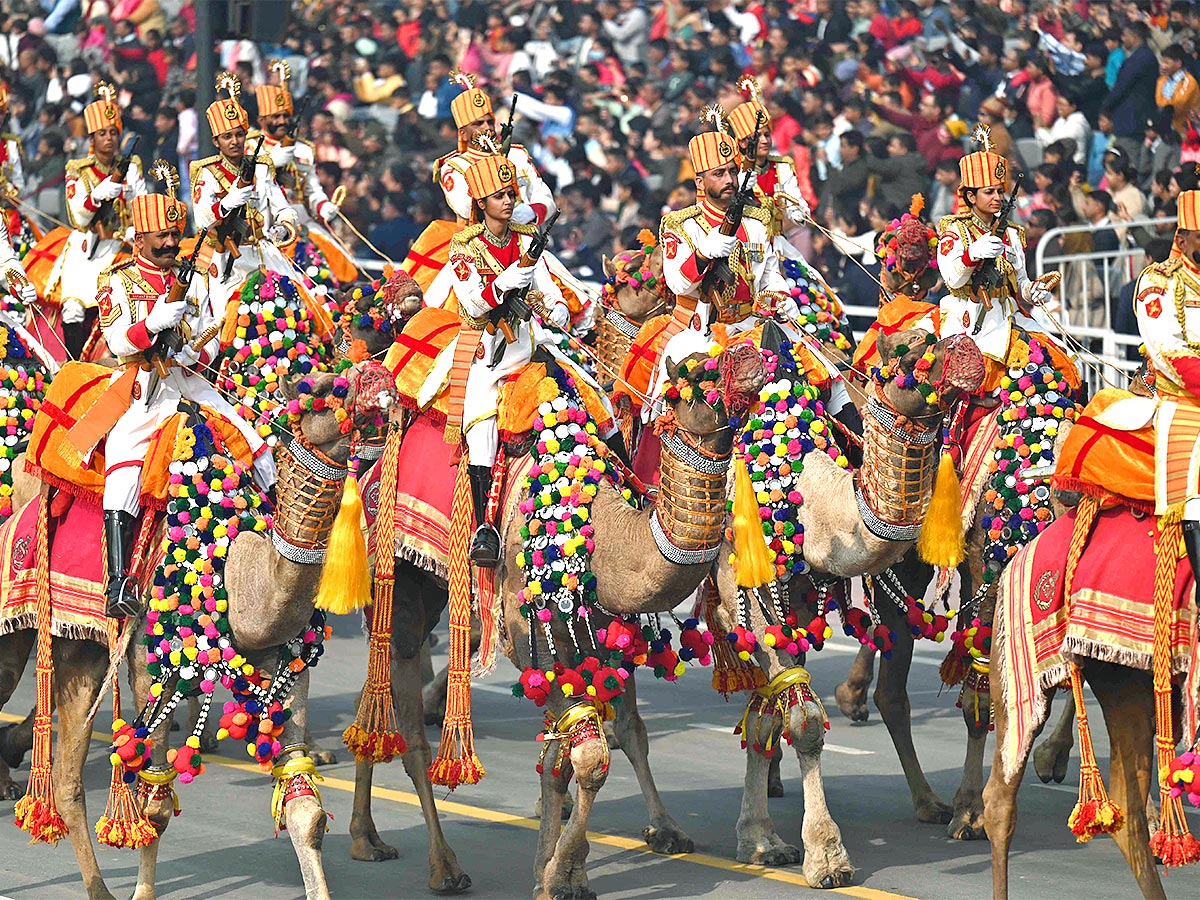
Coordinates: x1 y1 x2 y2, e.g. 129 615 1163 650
832 402 865 469
104 510 141 618
603 431 633 470
1185 519 1200 597
468 464 501 568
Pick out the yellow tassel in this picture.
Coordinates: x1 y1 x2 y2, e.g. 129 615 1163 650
917 453 965 568
313 473 372 615
732 456 774 589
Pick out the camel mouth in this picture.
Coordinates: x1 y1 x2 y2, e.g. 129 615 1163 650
935 334 986 396
718 343 767 418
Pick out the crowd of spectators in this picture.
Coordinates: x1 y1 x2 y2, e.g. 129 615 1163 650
3 0 1200 330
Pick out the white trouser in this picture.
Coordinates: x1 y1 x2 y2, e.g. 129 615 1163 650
49 231 124 307
103 365 275 514
463 323 534 467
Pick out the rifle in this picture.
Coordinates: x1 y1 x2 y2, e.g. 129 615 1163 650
698 111 764 302
967 171 1024 334
499 93 519 156
281 92 312 147
89 133 141 259
487 209 560 367
144 241 204 402
210 133 266 280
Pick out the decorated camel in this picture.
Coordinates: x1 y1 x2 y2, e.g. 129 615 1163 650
983 389 1200 896
0 360 396 900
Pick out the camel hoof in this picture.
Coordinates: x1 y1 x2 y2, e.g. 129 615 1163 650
817 871 855 889
834 682 869 723
309 748 338 767
0 725 27 768
0 778 23 800
643 821 694 855
431 873 472 895
1033 741 1070 784
351 840 400 862
748 844 803 867
550 887 596 900
947 821 986 841
914 798 953 824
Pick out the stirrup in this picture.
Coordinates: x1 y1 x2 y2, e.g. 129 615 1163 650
469 524 501 568
106 575 142 619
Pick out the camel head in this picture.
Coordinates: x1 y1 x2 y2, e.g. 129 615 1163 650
280 360 399 464
601 234 669 323
661 343 767 458
875 330 985 423
336 269 424 360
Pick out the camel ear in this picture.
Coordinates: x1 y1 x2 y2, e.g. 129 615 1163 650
280 373 302 404
648 242 665 281
601 255 615 278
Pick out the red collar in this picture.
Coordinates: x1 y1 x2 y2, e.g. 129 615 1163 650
700 198 729 226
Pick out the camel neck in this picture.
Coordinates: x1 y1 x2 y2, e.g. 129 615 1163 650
855 395 940 540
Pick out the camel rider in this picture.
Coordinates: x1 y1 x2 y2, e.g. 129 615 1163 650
191 72 300 316
727 79 813 262
442 151 570 566
436 71 556 227
936 127 1062 390
52 82 147 360
0 82 26 209
1133 189 1200 578
101 177 277 618
249 60 352 279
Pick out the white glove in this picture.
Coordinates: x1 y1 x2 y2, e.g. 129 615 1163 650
547 302 570 328
269 224 292 243
697 229 738 260
777 296 801 320
172 343 201 367
318 201 339 224
784 195 811 224
493 263 536 294
219 183 255 215
18 281 37 308
90 178 124 202
1022 281 1053 306
144 298 187 334
967 234 1004 262
269 143 295 168
61 298 86 324
511 202 536 225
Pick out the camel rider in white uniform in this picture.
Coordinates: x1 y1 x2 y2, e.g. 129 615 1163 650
0 213 38 316
429 151 570 566
190 72 301 318
99 178 277 618
0 82 25 200
248 60 354 282
49 82 147 359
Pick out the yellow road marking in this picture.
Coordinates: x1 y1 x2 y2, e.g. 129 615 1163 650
0 710 921 899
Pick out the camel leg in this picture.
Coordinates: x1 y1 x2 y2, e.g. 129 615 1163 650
51 638 116 900
537 701 610 900
1088 663 1164 900
534 737 570 896
735 716 802 867
1032 690 1074 784
420 640 448 727
947 705 990 840
0 629 36 799
766 743 784 798
274 671 331 900
793 698 854 889
872 609 952 824
982 681 1046 900
834 643 875 724
129 634 175 900
610 671 694 854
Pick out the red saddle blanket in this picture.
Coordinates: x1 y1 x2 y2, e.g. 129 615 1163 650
0 499 108 642
996 504 1200 779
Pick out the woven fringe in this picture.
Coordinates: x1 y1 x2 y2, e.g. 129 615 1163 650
428 455 485 789
345 428 406 762
703 575 765 696
1149 507 1200 867
14 495 66 845
95 616 155 849
1066 661 1125 841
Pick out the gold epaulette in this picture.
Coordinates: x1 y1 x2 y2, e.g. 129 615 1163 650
743 203 773 227
246 128 264 143
190 154 222 187
98 257 136 284
65 156 96 179
1009 221 1026 248
768 154 791 166
451 223 485 247
937 212 973 236
127 154 144 177
256 154 276 179
661 205 702 234
511 222 537 236
1152 256 1186 277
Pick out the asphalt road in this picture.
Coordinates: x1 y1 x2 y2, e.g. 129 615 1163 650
0 612 1194 900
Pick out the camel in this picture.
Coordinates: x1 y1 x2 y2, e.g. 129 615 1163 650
0 361 396 900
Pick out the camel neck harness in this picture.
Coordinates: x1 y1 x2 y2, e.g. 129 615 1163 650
112 408 328 789
271 435 347 564
512 366 696 712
